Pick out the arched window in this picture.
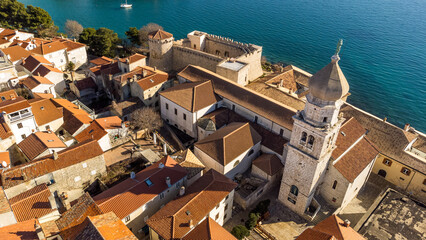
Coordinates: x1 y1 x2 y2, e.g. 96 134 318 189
307 135 315 149
233 160 240 168
224 51 229 57
290 185 298 196
332 180 337 189
215 50 221 55
300 132 307 145
378 169 387 178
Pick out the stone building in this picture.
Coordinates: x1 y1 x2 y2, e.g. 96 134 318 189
0 139 106 202
148 30 263 85
278 48 378 219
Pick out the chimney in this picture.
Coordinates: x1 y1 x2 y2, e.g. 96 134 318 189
53 150 59 160
404 123 410 131
279 79 283 88
343 219 350 227
60 192 71 210
154 66 157 71
166 176 171 187
142 69 148 77
179 186 185 196
48 195 58 209
383 117 387 122
37 72 40 76
189 219 194 228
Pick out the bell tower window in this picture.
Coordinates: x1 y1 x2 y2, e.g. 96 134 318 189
323 117 328 123
307 135 315 149
300 132 307 145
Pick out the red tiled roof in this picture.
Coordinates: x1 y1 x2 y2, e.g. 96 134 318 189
0 117 13 140
332 117 367 159
0 152 10 168
29 98 63 126
50 98 92 135
0 187 11 214
94 156 187 219
0 90 18 102
160 80 219 112
146 169 237 239
0 219 39 240
90 56 114 66
33 64 62 77
119 53 146 64
148 29 173 40
56 193 103 240
21 54 51 72
94 116 122 129
33 92 54 99
75 77 97 91
18 131 66 161
75 212 138 240
31 41 67 55
252 153 283 176
74 120 108 143
22 75 54 90
59 39 86 51
1 140 104 189
183 217 237 240
1 45 30 62
9 184 56 222
0 96 30 114
195 122 262 166
297 215 365 240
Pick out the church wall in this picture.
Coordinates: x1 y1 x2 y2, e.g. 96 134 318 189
172 45 222 73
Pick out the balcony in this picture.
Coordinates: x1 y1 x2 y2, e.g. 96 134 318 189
9 111 33 122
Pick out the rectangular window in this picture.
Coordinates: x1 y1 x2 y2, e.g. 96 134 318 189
21 134 26 140
383 158 392 166
174 108 177 115
225 204 228 211
280 129 284 136
166 103 169 110
183 113 186 120
145 179 153 186
332 180 337 189
45 125 50 130
224 214 228 220
401 167 411 176
215 213 219 220
17 123 23 129
232 105 235 111
323 117 328 123
254 116 258 123
160 192 165 199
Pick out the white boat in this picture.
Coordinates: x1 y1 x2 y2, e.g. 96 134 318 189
121 0 132 8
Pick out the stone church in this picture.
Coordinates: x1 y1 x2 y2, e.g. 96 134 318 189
278 45 378 219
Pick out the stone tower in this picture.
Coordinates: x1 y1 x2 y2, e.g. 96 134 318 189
148 29 174 72
278 41 349 218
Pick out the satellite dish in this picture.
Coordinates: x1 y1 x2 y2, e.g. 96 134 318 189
2 161 7 168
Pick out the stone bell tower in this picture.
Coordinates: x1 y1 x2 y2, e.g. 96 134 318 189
148 29 174 72
278 40 349 218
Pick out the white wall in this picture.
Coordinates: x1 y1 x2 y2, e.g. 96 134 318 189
67 47 87 68
97 134 112 152
208 190 234 226
44 49 67 70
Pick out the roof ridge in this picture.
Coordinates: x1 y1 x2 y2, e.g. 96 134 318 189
332 215 344 240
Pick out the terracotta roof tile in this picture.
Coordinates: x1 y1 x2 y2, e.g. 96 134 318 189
195 122 262 165
146 169 237 239
21 54 51 72
137 70 168 90
18 131 66 161
119 53 146 64
90 56 114 66
94 116 122 129
94 156 187 219
0 90 18 102
75 77 97 91
9 184 56 222
148 29 173 40
1 45 30 62
33 64 62 77
75 212 138 240
183 217 237 240
50 99 92 135
1 140 103 189
29 98 63 126
40 220 60 238
0 96 30 114
332 117 367 159
178 65 297 130
297 215 365 240
297 228 335 240
334 137 378 182
22 75 54 90
172 149 205 180
341 104 426 173
74 121 108 143
31 41 67 55
0 187 11 214
59 39 86 51
252 153 283 176
0 219 39 240
56 193 103 240
160 80 219 112
33 92 54 99
0 117 13 139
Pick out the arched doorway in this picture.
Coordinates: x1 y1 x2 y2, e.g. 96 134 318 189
378 169 387 178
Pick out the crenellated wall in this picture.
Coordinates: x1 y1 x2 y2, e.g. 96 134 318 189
172 45 222 73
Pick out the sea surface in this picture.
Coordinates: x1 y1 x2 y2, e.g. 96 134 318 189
20 0 426 132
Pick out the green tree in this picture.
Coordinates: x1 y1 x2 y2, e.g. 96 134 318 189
245 213 259 230
231 225 250 240
25 5 53 31
0 0 28 29
79 27 96 44
125 27 141 45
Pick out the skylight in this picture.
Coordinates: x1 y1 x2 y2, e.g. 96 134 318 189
145 178 153 187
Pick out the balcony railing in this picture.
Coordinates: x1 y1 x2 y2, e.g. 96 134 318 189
9 112 33 122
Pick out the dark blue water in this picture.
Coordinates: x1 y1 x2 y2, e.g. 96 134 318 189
20 0 426 132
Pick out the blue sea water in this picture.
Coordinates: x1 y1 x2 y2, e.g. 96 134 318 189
20 0 426 132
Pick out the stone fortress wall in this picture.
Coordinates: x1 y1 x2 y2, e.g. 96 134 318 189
148 37 174 72
172 44 223 73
